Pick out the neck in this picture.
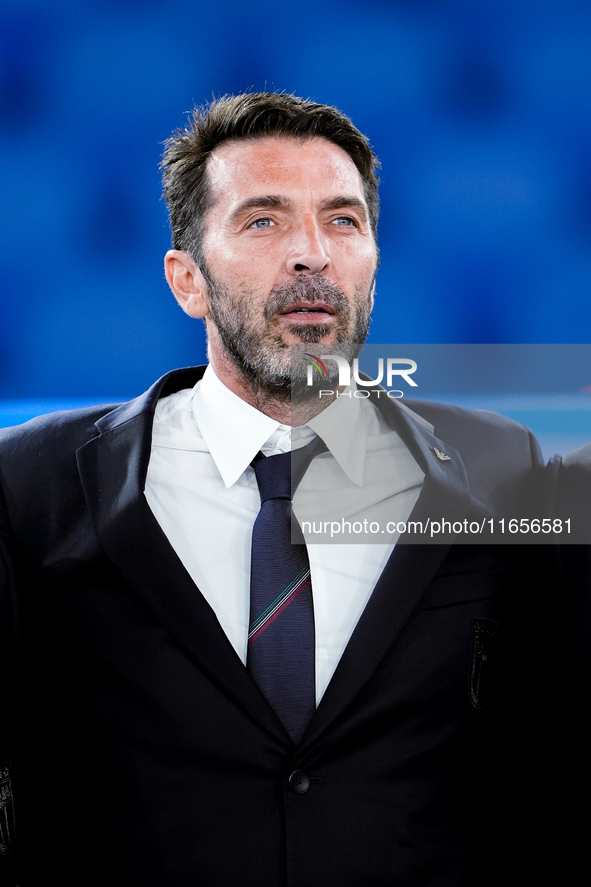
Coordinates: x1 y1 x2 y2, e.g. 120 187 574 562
208 347 338 426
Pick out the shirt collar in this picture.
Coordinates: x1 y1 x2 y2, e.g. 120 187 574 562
191 366 370 488
191 366 280 488
307 386 368 486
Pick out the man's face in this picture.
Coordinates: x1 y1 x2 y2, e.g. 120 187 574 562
199 136 378 394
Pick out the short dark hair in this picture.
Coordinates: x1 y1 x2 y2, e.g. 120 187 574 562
161 92 380 266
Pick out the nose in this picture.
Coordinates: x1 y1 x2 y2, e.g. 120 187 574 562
286 216 330 276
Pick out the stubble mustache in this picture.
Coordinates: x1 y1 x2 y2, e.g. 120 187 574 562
263 275 351 327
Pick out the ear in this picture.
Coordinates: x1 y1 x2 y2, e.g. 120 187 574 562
164 250 210 319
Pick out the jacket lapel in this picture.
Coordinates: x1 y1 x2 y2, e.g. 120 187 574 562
76 367 292 746
300 391 471 748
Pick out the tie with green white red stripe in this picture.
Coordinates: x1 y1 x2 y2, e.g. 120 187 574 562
247 448 316 744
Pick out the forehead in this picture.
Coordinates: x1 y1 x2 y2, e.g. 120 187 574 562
205 136 366 209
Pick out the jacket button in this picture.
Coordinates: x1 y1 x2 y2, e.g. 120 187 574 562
288 770 310 794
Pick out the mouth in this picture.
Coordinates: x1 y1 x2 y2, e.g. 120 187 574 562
278 301 337 322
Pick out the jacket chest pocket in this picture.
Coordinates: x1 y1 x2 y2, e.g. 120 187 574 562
416 564 506 710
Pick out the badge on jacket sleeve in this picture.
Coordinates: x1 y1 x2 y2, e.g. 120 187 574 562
0 761 15 854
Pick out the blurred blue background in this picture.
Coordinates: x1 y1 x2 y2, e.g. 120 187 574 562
1 0 591 455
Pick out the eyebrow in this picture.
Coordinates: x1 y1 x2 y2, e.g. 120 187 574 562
319 196 369 219
228 195 290 224
228 194 369 224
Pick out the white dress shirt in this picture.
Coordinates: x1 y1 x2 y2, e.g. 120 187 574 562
145 366 425 703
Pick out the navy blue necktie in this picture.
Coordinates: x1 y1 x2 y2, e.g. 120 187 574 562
247 447 318 744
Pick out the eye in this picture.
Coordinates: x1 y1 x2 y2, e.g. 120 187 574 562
333 216 356 227
249 217 275 228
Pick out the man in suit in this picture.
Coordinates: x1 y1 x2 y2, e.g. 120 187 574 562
0 93 555 886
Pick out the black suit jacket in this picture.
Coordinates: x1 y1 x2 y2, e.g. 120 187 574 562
0 366 558 886
541 446 591 868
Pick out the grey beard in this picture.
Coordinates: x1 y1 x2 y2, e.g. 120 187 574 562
204 270 372 400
